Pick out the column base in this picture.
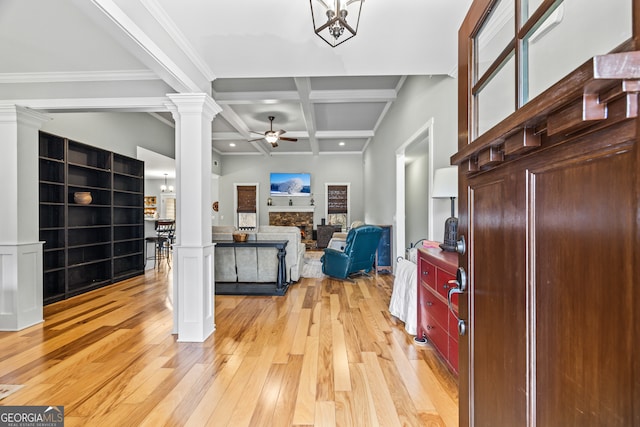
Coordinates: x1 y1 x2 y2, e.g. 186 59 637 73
173 244 215 342
0 242 44 331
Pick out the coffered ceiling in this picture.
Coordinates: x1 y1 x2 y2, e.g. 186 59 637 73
0 0 471 156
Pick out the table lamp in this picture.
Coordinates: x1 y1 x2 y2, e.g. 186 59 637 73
432 166 458 252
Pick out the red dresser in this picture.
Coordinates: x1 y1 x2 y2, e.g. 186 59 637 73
417 247 459 374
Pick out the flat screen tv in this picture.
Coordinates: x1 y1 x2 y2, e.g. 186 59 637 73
270 172 311 197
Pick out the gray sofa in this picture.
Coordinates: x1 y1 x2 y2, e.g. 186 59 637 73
211 225 305 283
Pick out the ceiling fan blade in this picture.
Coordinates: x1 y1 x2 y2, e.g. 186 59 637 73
271 141 279 148
248 137 264 142
276 129 286 136
249 130 266 136
279 137 298 142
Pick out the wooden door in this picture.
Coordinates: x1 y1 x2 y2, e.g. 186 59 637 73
465 166 527 426
529 125 637 426
455 1 639 425
461 123 638 426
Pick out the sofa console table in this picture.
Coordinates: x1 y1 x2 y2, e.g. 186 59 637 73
212 239 289 296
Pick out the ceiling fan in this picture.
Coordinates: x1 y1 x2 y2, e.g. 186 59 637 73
249 116 298 148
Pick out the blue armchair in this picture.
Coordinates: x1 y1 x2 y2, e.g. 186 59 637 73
321 225 383 280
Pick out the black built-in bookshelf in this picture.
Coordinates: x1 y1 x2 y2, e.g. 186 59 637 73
38 131 144 304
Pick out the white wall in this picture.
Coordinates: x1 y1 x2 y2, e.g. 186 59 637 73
217 153 364 229
364 75 458 258
41 112 175 159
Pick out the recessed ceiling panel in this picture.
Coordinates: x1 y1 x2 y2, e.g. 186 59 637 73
231 103 305 132
314 102 387 131
318 138 368 153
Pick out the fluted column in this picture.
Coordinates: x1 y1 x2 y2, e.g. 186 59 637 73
0 105 49 330
166 93 221 342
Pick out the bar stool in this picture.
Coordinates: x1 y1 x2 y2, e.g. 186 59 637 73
145 220 175 269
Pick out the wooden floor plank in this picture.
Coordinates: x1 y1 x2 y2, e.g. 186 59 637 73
314 401 337 426
292 336 319 425
271 354 304 427
291 308 312 355
0 267 458 426
361 352 403 427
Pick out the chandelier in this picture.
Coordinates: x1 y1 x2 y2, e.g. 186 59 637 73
161 173 174 193
310 0 364 47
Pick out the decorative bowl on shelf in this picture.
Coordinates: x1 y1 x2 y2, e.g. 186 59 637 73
232 232 248 242
74 191 92 205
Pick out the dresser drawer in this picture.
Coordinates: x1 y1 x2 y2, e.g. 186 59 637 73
436 268 456 300
425 316 448 361
419 257 436 289
421 284 449 329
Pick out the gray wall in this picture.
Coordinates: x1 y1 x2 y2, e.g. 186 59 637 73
364 75 458 258
41 112 175 159
405 151 430 246
216 153 364 229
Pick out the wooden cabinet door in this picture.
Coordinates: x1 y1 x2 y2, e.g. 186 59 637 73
529 129 637 426
459 125 639 426
463 166 528 426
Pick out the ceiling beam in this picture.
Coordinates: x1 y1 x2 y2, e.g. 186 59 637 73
212 91 300 104
213 88 398 104
73 0 210 93
309 89 397 103
294 77 319 156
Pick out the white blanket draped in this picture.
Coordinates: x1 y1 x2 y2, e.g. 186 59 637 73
389 258 418 335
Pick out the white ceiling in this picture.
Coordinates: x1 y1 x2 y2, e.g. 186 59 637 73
0 0 471 156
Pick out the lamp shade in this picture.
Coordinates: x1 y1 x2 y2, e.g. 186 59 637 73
432 166 458 198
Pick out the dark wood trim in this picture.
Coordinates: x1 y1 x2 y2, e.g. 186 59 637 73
452 51 640 170
517 0 558 40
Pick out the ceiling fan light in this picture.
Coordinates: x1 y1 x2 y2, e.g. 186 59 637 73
265 133 279 144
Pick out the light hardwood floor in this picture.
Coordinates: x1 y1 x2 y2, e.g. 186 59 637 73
0 266 458 426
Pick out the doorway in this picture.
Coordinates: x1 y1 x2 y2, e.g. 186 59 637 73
395 118 434 259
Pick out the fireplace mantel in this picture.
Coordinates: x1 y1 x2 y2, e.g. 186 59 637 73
268 206 315 213
268 208 315 239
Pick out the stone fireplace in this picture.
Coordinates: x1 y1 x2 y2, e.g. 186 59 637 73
268 208 314 240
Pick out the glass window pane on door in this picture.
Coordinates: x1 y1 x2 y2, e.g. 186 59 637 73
475 53 516 137
523 0 632 102
475 0 515 80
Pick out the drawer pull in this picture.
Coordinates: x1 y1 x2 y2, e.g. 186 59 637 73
422 271 429 275
426 301 433 306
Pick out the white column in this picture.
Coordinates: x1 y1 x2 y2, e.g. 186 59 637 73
0 105 50 330
166 93 221 342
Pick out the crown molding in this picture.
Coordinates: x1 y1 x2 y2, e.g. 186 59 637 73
6 96 169 112
0 70 159 84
